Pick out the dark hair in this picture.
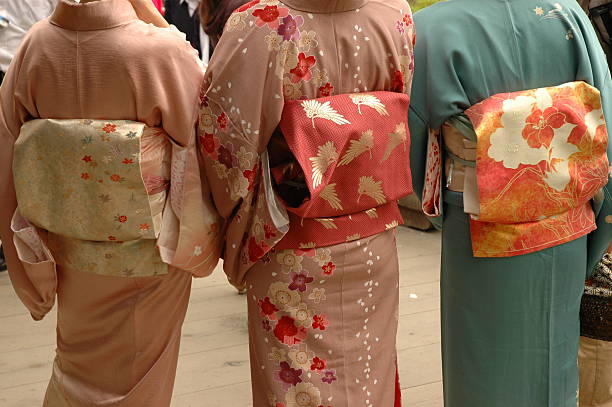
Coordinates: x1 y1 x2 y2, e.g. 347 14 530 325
200 0 250 48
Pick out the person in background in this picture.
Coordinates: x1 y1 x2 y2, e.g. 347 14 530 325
164 0 210 62
198 0 248 52
409 0 611 406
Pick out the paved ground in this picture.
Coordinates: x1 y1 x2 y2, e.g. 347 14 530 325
0 227 443 407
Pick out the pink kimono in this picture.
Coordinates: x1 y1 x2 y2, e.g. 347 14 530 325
200 0 415 405
0 1 220 405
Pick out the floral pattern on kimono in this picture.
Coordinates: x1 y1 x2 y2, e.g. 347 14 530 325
201 0 414 286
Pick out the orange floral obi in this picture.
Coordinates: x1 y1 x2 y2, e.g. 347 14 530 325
272 92 412 249
425 81 609 257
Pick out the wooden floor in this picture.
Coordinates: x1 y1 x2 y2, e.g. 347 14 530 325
0 227 443 407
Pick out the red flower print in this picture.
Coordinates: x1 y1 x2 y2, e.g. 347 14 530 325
82 155 92 163
117 215 128 223
322 370 337 384
403 13 413 26
290 53 317 83
81 173 90 180
122 158 134 164
102 123 116 133
258 297 279 320
243 164 259 191
110 174 122 182
321 262 335 276
274 316 307 346
252 5 289 29
288 271 314 292
262 319 272 332
310 357 326 371
277 361 303 387
108 236 117 241
523 107 567 148
248 236 270 263
312 314 328 331
217 112 229 130
200 132 218 156
237 0 259 13
392 69 404 92
264 223 277 239
319 83 334 97
217 144 234 168
139 223 150 231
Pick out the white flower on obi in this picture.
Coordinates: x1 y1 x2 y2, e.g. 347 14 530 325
193 246 203 256
488 95 548 169
286 382 322 407
488 88 582 191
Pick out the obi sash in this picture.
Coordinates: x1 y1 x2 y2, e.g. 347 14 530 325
271 92 412 249
13 119 222 277
423 81 609 258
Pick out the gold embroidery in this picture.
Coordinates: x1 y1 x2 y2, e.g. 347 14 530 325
320 183 343 210
385 220 399 230
365 208 379 219
309 141 339 189
381 123 408 162
346 233 361 242
301 100 351 128
338 129 374 166
358 176 386 205
350 94 390 116
315 218 338 230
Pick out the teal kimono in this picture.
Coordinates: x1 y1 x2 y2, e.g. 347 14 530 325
409 1 611 406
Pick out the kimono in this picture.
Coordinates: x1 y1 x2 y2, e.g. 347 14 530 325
200 0 415 406
0 1 221 405
409 1 612 406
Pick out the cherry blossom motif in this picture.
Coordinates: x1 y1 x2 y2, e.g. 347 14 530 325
290 303 314 327
403 13 413 26
321 370 337 384
243 163 260 191
391 69 404 92
298 30 318 52
288 271 314 292
259 296 280 320
122 158 134 164
274 316 308 346
139 223 150 231
82 155 93 163
217 144 234 168
290 53 317 83
252 5 289 29
308 288 326 304
110 174 123 182
268 282 301 311
319 83 334 97
81 173 90 180
264 224 278 239
116 215 128 223
287 344 315 371
277 15 304 41
199 132 220 159
285 382 321 407
277 251 304 274
321 262 335 276
310 356 326 371
312 314 328 331
102 123 116 133
395 20 405 34
248 236 270 262
217 112 229 131
523 106 567 148
276 361 303 390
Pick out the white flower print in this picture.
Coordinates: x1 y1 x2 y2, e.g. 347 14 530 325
228 167 249 200
283 77 303 100
193 246 203 256
268 347 287 362
268 282 301 311
313 248 331 266
298 31 318 52
311 68 329 87
226 12 247 32
287 344 315 371
265 32 283 51
308 288 326 304
285 382 322 407
276 251 303 274
235 146 254 169
534 6 544 16
290 303 314 327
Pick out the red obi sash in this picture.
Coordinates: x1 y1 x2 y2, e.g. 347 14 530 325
424 81 609 257
272 92 412 249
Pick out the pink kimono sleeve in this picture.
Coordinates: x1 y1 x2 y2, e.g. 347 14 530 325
0 41 57 321
199 22 289 286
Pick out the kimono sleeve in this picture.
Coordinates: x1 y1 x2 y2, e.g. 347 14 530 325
199 9 288 286
0 38 56 321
